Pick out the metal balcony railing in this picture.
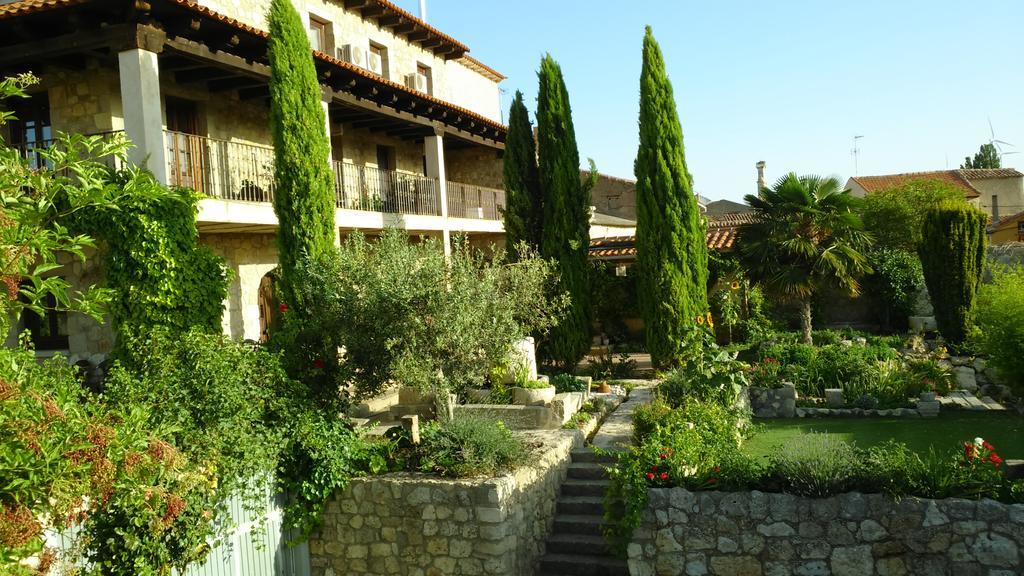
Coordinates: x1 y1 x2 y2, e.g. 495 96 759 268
333 161 441 216
10 130 125 171
447 181 505 220
166 131 276 202
165 130 503 220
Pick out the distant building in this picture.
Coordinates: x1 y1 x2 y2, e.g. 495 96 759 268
846 169 1024 220
988 210 1024 245
588 172 707 221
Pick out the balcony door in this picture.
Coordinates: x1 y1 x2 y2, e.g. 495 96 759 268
8 94 52 169
376 145 396 212
165 97 205 193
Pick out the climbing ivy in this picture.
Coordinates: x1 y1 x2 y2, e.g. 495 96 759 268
79 170 229 347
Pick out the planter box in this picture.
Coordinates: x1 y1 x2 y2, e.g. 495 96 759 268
464 388 492 403
511 386 556 406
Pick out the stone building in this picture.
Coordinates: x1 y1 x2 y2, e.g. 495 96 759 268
846 168 1024 220
0 0 510 357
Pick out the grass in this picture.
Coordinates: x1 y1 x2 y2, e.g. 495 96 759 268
743 413 1024 462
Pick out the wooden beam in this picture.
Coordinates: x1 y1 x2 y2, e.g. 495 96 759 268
0 23 137 68
239 86 269 100
343 0 370 8
420 38 443 49
175 67 237 83
378 15 402 27
392 22 416 34
207 77 265 92
360 5 386 17
408 30 430 41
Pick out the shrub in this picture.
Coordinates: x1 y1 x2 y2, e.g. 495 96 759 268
975 266 1024 396
631 398 674 444
0 344 214 575
859 178 966 251
768 434 862 497
905 357 955 396
417 417 527 477
279 230 566 407
551 373 587 393
585 352 637 380
518 379 553 390
864 248 924 331
658 326 748 408
918 202 987 345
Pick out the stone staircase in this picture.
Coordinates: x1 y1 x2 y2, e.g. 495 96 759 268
538 449 628 576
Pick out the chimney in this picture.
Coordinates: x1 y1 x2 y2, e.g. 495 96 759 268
756 160 766 192
419 0 427 21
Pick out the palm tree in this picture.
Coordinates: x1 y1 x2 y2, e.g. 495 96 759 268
737 173 873 344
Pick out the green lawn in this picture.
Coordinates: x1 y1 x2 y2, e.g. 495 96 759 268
742 413 1024 462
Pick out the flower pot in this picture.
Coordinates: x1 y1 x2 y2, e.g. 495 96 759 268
511 386 556 406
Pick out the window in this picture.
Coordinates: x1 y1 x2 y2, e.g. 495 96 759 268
21 291 69 351
416 63 433 95
307 16 331 53
8 93 52 169
368 42 389 79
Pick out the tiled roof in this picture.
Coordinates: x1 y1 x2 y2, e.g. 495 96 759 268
849 171 982 199
368 0 468 54
988 209 1024 232
958 168 1024 180
589 212 755 258
0 0 84 19
458 55 506 82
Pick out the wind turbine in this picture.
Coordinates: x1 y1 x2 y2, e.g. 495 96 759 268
988 117 1019 161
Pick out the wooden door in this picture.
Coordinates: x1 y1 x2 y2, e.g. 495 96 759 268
166 98 204 192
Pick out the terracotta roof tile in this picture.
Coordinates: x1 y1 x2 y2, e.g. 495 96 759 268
849 170 990 199
589 212 754 258
457 55 506 82
368 0 467 54
958 168 1023 180
0 0 85 20
988 209 1024 232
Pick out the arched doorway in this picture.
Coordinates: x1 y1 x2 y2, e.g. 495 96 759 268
257 272 275 343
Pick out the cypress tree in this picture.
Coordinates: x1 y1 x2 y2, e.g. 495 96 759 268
634 26 708 368
267 0 336 304
502 90 542 260
536 55 591 370
918 202 988 345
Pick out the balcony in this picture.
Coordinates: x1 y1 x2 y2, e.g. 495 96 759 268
165 131 505 221
10 131 124 170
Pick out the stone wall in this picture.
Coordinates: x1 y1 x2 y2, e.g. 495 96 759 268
200 232 278 342
629 488 1024 576
746 384 797 418
310 429 581 576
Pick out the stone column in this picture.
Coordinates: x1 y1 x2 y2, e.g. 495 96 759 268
424 130 451 257
118 48 168 183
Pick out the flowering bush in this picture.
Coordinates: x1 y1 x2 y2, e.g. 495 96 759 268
0 345 214 575
658 326 749 408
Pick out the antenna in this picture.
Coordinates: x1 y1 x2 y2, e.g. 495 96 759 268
851 135 864 175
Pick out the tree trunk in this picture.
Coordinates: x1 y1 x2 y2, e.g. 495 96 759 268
800 299 813 345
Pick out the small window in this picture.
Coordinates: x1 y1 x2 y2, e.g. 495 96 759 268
21 291 69 351
307 16 331 53
416 63 433 95
369 42 389 79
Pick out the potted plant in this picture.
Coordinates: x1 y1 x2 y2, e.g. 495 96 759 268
512 379 556 406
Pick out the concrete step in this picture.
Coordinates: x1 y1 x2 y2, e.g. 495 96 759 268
556 496 605 516
388 403 433 419
567 462 610 480
571 449 618 464
538 553 628 576
545 533 614 557
560 479 609 498
552 514 609 536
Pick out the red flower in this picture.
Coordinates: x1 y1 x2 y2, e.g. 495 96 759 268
708 477 717 485
983 441 995 451
659 472 668 481
650 465 658 472
646 472 655 481
989 453 1003 466
714 466 721 473
964 442 974 458
659 454 667 460
278 302 289 313
313 358 326 369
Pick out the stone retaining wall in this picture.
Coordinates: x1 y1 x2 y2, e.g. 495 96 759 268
309 429 581 576
629 488 1024 576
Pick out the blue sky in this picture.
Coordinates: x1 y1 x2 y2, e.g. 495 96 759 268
397 1 1024 202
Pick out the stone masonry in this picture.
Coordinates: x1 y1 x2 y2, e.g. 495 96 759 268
629 488 1024 576
309 429 582 576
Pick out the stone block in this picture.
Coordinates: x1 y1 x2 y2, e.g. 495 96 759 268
954 366 978 391
830 545 872 576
